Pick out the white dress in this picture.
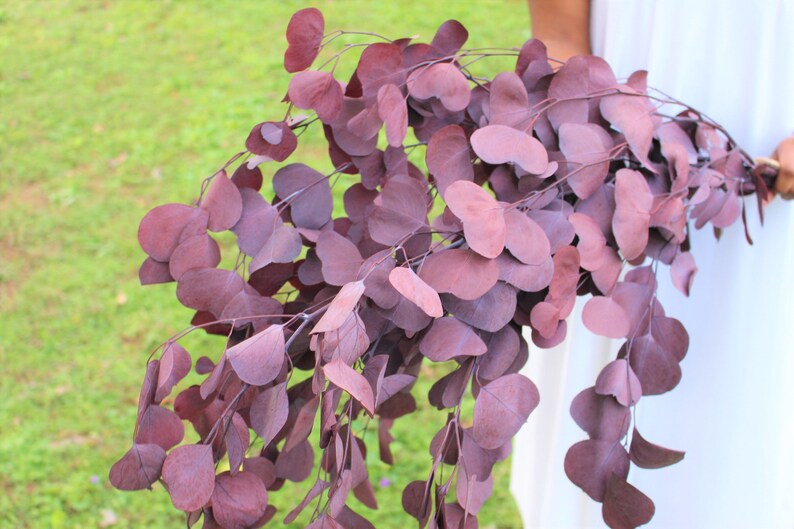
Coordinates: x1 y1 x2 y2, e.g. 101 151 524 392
511 1 794 528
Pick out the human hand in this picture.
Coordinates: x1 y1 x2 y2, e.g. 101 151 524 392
771 135 794 200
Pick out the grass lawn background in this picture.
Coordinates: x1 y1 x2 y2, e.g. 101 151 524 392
0 1 532 527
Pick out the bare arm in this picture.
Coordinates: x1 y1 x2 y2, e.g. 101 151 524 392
528 0 592 63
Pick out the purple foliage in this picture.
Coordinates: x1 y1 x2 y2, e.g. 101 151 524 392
111 8 775 529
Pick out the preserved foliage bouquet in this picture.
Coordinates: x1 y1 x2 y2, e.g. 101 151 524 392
110 8 776 529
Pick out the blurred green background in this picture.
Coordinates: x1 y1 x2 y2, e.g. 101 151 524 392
0 1 532 527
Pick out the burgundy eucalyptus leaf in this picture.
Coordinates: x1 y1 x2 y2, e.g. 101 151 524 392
226 324 286 386
200 171 243 232
313 280 366 334
548 55 617 100
136 405 185 451
368 180 429 247
378 83 408 147
275 439 315 482
316 230 364 286
249 224 303 272
284 7 324 73
582 296 631 339
109 443 166 491
419 248 499 301
138 204 199 262
472 373 539 449
503 209 551 265
324 359 376 415
388 266 444 318
558 122 613 199
569 212 607 271
357 43 405 105
429 19 468 56
564 439 630 502
442 281 517 333
489 71 531 130
455 464 493 516
250 383 289 447
139 257 174 285
284 479 330 524
407 62 471 112
246 121 298 162
176 268 245 316
629 427 685 469
273 163 333 229
420 317 487 362
671 250 697 296
444 180 506 259
496 253 554 292
211 471 268 529
224 413 250 475
470 124 548 174
600 91 655 168
602 474 655 529
594 359 642 406
155 342 192 403
168 234 221 281
570 387 631 442
288 70 343 122
230 163 263 191
426 125 474 196
613 168 653 260
161 444 216 511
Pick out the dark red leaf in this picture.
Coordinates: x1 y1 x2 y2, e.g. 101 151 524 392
489 71 531 130
426 124 474 194
569 212 607 271
670 251 697 296
250 383 289 447
231 163 263 191
564 439 630 501
136 405 185 451
368 180 429 246
109 443 166 491
594 359 642 406
313 280 366 334
324 359 376 415
612 169 653 260
224 413 250 475
245 121 297 162
275 439 315 482
582 296 631 339
496 253 554 292
273 163 333 230
442 281 517 333
601 91 655 167
419 248 499 300
378 83 407 147
139 257 174 285
226 325 286 386
162 444 216 511
356 43 405 105
388 267 443 318
155 342 192 403
288 70 343 122
470 124 548 174
138 204 199 262
455 463 493 516
571 387 631 442
176 268 245 316
420 317 487 362
559 122 613 199
472 373 538 449
249 225 303 272
429 19 468 56
316 230 364 286
503 209 550 265
629 427 685 469
407 62 470 112
211 471 268 529
169 234 221 281
200 171 243 232
602 474 655 529
444 180 506 259
284 8 325 73
548 55 617 100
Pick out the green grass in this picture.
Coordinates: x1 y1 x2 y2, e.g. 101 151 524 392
0 1 531 527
